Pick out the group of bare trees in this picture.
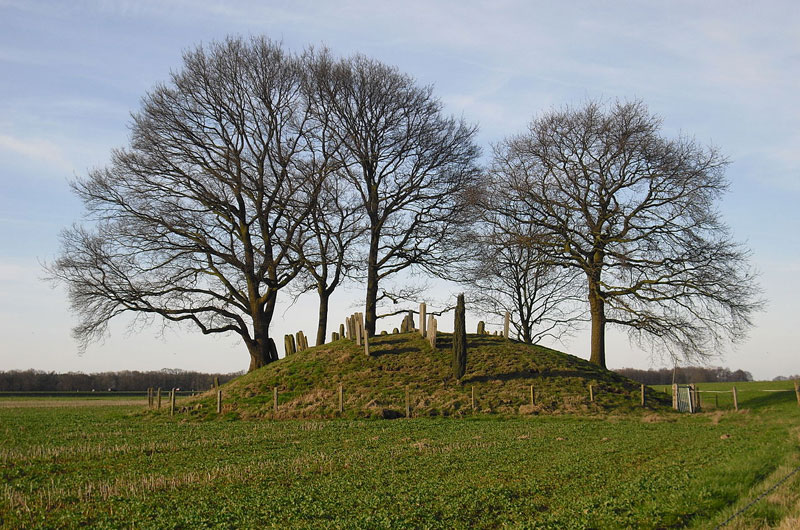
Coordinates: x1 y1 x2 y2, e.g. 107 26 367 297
49 37 480 372
49 36 762 373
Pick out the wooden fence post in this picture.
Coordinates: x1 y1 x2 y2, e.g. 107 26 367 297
504 311 510 339
273 387 278 414
732 386 738 412
364 333 370 356
641 384 645 407
338 383 343 414
170 388 176 416
405 387 410 418
157 388 162 410
672 384 678 410
216 390 222 414
147 387 153 408
213 376 220 388
795 381 800 407
471 386 475 410
589 385 594 402
419 303 426 337
530 385 535 407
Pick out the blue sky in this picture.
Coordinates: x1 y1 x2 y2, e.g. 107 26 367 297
1 0 798 379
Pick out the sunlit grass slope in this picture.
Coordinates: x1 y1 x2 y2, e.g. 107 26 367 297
182 332 671 419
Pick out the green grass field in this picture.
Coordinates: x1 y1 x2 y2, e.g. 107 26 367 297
1 381 798 528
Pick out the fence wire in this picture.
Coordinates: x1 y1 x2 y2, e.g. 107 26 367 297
714 463 800 529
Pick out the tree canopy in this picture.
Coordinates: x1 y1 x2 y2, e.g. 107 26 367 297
49 37 761 374
50 37 324 371
49 37 481 371
489 100 762 367
307 51 481 337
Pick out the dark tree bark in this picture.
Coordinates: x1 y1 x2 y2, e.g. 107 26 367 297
490 99 763 368
47 37 323 372
307 52 481 337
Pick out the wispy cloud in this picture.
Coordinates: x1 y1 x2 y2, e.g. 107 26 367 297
0 134 73 171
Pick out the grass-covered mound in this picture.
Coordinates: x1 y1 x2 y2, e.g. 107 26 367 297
181 333 671 420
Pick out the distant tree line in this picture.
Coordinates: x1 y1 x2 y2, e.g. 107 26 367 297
616 366 753 385
773 374 800 382
0 369 243 392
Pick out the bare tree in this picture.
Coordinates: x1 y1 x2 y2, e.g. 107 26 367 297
307 51 482 337
293 170 366 345
48 37 323 372
490 100 763 368
463 214 584 344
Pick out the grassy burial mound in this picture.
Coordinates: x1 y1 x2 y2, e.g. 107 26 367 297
180 333 671 420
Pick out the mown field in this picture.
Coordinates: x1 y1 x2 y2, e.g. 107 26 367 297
1 382 798 528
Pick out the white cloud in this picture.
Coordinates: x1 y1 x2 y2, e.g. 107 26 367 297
0 134 73 172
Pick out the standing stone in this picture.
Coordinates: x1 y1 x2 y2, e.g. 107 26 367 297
477 321 485 335
284 334 296 356
428 317 437 348
339 323 346 339
504 311 510 340
452 294 467 380
419 303 427 337
357 312 365 341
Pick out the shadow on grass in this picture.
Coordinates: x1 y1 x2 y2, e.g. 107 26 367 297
368 347 420 358
737 391 796 410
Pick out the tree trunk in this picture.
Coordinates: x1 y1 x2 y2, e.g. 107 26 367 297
364 229 380 337
247 338 277 372
247 294 279 372
521 322 532 345
587 277 606 369
315 288 330 347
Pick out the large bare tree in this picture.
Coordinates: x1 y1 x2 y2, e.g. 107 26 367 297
307 52 481 337
491 100 762 368
48 37 322 372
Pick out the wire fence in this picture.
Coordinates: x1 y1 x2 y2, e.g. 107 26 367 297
714 463 800 529
668 382 800 413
